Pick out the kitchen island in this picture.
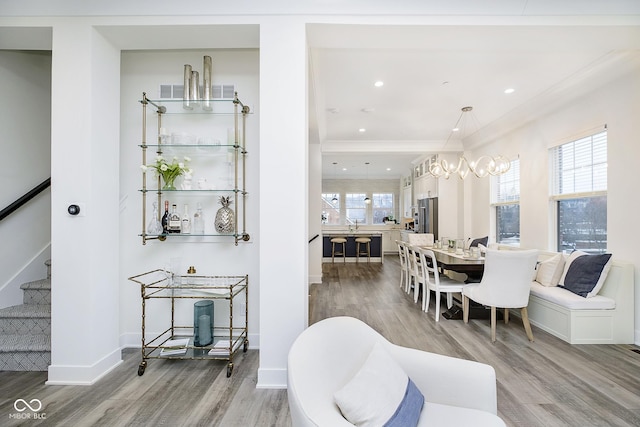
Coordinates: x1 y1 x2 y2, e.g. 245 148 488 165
322 232 383 263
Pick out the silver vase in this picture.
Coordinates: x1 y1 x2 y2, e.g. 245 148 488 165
202 55 212 111
190 70 199 107
183 64 192 110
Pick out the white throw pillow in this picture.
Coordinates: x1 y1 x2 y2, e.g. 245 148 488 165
333 342 423 427
535 253 566 287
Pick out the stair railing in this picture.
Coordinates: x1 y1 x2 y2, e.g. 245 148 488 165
0 178 51 222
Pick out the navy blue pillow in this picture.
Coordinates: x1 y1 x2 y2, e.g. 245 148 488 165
383 378 424 427
560 253 612 297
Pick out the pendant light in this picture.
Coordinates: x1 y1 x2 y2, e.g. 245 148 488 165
364 162 371 204
429 106 511 179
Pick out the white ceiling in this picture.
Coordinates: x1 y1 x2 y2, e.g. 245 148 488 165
309 24 640 179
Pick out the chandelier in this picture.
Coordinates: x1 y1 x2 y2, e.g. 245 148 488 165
428 106 511 179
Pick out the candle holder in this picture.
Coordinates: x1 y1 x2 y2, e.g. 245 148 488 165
193 300 214 347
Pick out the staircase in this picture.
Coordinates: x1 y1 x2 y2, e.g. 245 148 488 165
0 260 51 371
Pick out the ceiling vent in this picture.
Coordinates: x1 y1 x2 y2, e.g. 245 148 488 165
158 84 236 100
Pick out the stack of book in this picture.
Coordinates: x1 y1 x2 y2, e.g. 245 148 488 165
159 338 190 356
208 339 241 356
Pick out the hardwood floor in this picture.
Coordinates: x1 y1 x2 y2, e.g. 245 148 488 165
1 256 639 426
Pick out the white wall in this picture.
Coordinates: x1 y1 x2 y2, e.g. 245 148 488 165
48 23 122 385
0 50 51 308
467 66 640 342
118 49 261 349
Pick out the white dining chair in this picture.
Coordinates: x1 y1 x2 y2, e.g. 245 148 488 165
404 244 419 297
396 240 410 292
415 247 467 321
408 245 427 304
462 249 538 343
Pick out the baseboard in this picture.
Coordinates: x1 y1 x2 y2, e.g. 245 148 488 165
256 367 287 389
308 274 322 285
635 328 640 346
46 347 122 385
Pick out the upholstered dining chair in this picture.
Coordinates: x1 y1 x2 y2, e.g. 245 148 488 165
396 240 410 292
407 233 434 247
415 247 467 321
462 249 538 343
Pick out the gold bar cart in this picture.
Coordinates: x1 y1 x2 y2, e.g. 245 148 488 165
128 269 248 377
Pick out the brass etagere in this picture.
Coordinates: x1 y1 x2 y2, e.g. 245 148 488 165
139 92 250 245
128 269 248 378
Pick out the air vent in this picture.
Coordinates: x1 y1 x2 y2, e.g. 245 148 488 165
158 84 235 100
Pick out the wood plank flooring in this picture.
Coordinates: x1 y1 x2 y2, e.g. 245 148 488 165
1 256 639 426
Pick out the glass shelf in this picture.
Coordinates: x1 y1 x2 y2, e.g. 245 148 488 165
140 97 252 115
138 189 245 194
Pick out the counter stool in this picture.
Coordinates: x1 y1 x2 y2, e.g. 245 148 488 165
355 236 371 263
330 237 347 263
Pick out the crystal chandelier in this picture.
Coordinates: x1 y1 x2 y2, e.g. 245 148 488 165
428 106 511 179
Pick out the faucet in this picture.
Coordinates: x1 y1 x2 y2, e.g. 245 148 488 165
355 219 359 231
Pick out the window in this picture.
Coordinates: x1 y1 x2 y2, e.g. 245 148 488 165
321 193 340 225
345 193 366 225
551 130 607 253
492 158 520 245
372 193 394 224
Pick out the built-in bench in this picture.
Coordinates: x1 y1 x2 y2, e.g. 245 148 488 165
521 251 634 344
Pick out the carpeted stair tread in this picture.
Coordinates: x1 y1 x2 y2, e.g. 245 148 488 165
20 278 51 291
0 304 51 318
0 334 50 352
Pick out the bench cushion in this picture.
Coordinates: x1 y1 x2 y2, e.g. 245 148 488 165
530 281 615 310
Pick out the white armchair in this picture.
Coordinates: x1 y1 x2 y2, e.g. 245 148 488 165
287 316 505 427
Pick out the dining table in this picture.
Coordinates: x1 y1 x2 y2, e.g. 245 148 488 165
427 248 485 283
421 247 487 320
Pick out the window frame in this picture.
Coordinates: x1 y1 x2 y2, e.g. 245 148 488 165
550 129 607 253
491 158 520 246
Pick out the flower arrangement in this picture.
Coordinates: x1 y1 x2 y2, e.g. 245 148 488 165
141 155 192 190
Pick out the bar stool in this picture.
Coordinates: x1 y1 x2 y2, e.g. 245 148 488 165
330 237 347 263
355 236 371 263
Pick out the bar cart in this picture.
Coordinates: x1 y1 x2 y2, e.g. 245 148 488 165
128 269 248 377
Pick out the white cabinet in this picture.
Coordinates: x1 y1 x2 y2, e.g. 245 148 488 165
383 229 402 253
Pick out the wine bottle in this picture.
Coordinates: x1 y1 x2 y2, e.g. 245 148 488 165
193 202 205 234
182 204 191 234
169 203 181 233
161 200 170 234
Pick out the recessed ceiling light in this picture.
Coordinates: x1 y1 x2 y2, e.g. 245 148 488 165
342 167 347 171
386 167 391 171
359 128 366 132
374 81 384 87
504 88 515 94
452 127 460 132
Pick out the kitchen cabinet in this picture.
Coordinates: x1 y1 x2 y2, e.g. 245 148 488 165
383 229 402 253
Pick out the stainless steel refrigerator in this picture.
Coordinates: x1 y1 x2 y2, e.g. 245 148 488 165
415 197 438 239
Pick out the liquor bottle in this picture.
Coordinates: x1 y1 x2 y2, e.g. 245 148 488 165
161 200 170 234
168 204 181 233
193 203 205 234
181 204 191 234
